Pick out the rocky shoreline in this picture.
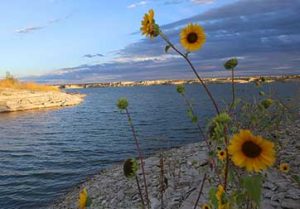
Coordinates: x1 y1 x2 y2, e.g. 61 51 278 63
48 121 300 209
0 89 84 113
57 75 300 89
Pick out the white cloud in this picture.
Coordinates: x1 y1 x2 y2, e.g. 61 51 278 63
191 0 215 4
114 54 181 63
15 26 44 34
127 1 148 9
15 14 71 34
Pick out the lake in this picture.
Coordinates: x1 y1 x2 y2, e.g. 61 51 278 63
0 81 299 209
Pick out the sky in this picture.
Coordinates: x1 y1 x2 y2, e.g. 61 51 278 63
0 0 299 83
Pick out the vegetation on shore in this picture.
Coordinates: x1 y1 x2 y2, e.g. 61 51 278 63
0 72 59 92
77 9 297 209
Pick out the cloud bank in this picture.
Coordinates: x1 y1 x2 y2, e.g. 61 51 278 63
29 0 300 83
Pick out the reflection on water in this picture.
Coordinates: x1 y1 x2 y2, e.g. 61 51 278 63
0 82 299 209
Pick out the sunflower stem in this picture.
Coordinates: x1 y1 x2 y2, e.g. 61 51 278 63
135 175 146 208
193 173 207 209
180 93 220 172
229 67 236 112
159 153 165 209
181 93 209 148
125 108 150 209
223 126 229 191
159 31 220 115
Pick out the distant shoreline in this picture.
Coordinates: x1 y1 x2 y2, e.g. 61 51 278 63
54 75 300 89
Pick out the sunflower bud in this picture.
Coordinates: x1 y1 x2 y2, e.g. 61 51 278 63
117 98 128 110
176 84 185 94
224 58 238 70
261 99 273 109
123 158 138 178
279 163 289 173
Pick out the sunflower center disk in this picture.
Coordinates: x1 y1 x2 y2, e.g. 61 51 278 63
187 32 198 43
241 141 262 158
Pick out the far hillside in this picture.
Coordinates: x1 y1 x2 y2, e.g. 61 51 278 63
0 72 59 92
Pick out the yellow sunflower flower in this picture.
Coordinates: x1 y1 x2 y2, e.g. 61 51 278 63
201 203 212 209
180 23 206 52
228 130 275 172
140 9 159 38
279 163 289 173
216 185 224 202
217 150 226 161
78 188 88 209
215 185 229 209
218 203 230 209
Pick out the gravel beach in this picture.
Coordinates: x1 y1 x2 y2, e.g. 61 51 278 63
48 120 300 209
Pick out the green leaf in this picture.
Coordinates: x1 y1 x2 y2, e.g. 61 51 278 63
191 115 198 123
232 191 245 207
86 196 92 207
242 175 262 206
224 58 238 70
292 175 300 186
209 187 218 208
214 112 231 124
165 45 171 53
187 109 193 119
259 91 265 96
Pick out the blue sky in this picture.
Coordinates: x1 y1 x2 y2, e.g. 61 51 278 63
0 0 299 83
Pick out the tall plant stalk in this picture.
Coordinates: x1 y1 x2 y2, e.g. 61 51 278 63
135 175 145 208
193 173 207 209
180 93 209 149
230 67 236 111
159 153 165 209
159 31 220 115
125 108 150 209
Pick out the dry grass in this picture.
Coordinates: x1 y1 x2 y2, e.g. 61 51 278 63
0 78 60 92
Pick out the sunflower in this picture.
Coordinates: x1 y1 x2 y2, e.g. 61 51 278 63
279 163 289 173
228 130 275 172
201 203 212 209
215 185 229 209
140 9 159 38
78 188 88 209
217 150 226 161
180 23 206 52
123 158 138 178
216 185 224 203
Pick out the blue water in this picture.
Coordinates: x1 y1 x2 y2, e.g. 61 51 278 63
0 82 299 209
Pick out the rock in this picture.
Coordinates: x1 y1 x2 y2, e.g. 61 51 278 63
281 198 300 209
0 88 84 112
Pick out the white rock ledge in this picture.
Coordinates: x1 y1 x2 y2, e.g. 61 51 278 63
0 89 84 112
